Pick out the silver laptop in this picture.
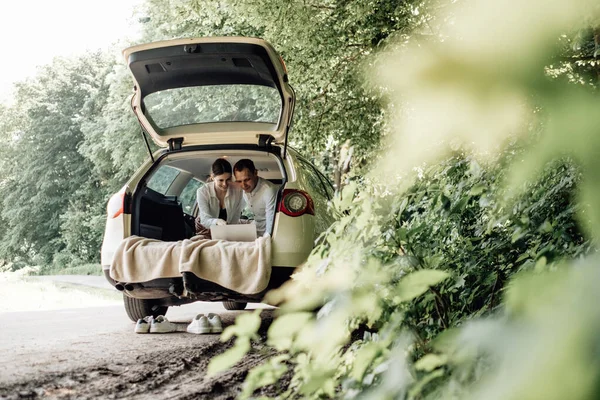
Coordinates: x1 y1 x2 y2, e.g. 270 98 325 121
210 224 257 242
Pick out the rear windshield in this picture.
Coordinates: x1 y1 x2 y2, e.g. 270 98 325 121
143 84 281 128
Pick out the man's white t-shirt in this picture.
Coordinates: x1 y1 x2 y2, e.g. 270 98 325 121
243 177 277 236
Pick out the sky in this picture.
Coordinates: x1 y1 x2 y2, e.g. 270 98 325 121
0 0 142 102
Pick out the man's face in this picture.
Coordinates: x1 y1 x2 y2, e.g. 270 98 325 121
234 168 258 193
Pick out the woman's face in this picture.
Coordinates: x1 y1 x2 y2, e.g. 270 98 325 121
213 173 232 192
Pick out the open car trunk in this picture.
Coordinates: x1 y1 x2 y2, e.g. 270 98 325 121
123 38 295 151
130 147 286 241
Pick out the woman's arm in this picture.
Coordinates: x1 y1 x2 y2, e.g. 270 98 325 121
196 184 220 228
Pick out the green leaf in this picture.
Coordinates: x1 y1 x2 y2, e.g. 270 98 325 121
534 256 547 271
300 370 336 397
431 327 461 353
396 227 408 241
267 312 313 351
450 196 469 214
395 270 450 302
221 309 262 341
335 181 358 211
398 197 409 213
440 194 451 210
207 337 251 376
511 228 526 243
240 355 290 399
469 184 486 196
539 220 553 233
414 353 448 372
352 342 382 381
407 369 445 399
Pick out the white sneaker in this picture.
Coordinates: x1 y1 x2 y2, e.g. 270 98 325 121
187 314 211 334
134 316 154 334
150 315 179 333
207 313 223 333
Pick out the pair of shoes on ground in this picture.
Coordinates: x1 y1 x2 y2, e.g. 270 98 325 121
187 313 223 334
135 315 184 334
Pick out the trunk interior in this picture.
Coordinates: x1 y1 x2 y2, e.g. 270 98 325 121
130 148 286 241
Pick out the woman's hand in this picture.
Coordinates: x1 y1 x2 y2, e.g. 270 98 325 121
214 219 227 226
194 216 204 232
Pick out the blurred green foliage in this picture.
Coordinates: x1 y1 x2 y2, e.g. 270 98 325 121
212 154 590 398
206 0 600 399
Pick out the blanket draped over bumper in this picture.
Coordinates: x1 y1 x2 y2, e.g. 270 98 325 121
110 234 272 295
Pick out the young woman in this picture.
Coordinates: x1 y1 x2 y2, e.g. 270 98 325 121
195 158 244 231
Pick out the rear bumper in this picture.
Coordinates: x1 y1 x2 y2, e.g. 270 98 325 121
103 266 295 305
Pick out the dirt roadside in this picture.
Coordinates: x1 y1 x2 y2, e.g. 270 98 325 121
0 275 285 399
0 312 280 400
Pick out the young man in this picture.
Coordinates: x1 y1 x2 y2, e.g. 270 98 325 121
233 159 277 236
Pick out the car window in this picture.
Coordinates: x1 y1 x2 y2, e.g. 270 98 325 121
298 159 332 201
315 169 334 199
179 178 204 215
146 165 180 194
144 85 281 128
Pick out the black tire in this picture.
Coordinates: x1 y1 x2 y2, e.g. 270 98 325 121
222 301 247 311
123 294 169 322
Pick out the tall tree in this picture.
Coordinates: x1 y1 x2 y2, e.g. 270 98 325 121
0 53 112 266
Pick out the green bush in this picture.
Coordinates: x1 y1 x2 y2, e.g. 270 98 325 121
206 150 590 398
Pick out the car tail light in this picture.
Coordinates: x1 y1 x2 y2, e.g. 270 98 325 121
278 189 314 217
107 186 127 219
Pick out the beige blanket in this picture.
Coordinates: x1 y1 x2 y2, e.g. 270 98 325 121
110 234 272 295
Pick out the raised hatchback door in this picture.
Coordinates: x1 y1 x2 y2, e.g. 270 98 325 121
123 37 295 148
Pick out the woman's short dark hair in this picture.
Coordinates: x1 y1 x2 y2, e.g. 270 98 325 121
233 159 256 173
212 158 232 176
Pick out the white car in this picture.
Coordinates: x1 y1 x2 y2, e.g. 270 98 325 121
100 37 335 321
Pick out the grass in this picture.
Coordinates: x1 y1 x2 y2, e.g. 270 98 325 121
38 263 103 276
0 269 121 312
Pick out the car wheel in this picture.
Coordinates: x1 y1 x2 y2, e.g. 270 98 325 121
222 301 247 311
123 294 169 322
